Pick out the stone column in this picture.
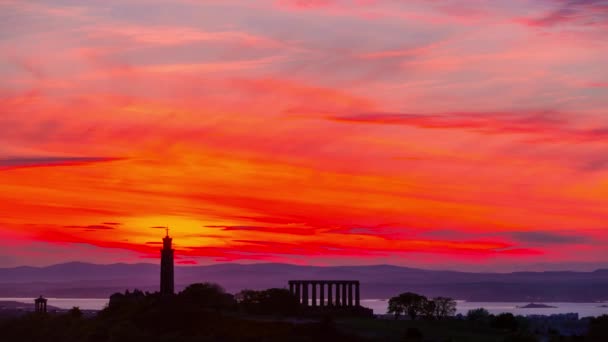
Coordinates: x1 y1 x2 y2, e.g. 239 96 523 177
335 283 341 306
341 283 347 307
303 282 309 306
355 282 360 307
312 282 317 307
348 282 353 307
320 282 325 307
328 283 333 306
295 282 301 304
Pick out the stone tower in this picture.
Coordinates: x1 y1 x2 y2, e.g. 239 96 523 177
160 229 175 295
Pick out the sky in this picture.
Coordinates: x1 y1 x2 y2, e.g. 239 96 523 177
0 0 607 271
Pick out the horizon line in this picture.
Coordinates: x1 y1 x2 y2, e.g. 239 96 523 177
2 261 607 274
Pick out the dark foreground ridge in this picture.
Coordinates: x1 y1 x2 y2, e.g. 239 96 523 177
0 285 366 342
1 285 608 341
1 263 608 301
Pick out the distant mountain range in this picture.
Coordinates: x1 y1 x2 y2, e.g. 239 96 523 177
1 262 607 302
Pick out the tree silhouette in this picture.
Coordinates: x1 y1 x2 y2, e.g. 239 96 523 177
432 297 456 319
178 282 236 311
492 313 519 331
387 292 428 320
467 308 491 323
236 288 299 315
68 306 83 319
388 293 456 320
588 315 608 341
421 298 437 319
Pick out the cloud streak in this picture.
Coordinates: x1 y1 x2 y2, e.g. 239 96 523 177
510 231 589 245
520 0 608 27
330 111 608 144
0 157 122 170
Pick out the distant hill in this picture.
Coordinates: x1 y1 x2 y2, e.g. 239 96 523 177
0 263 607 302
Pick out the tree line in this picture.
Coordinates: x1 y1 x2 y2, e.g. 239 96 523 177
388 292 457 320
1 284 607 341
0 283 355 341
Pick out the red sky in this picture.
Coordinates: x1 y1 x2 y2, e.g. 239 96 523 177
1 0 607 271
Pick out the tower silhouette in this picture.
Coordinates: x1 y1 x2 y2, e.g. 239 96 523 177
160 229 175 295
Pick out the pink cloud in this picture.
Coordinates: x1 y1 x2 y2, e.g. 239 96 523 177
86 25 283 48
588 82 608 87
329 111 608 145
278 0 336 9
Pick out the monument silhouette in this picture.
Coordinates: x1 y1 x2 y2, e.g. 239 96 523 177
289 280 360 308
34 295 47 313
160 229 175 295
288 280 373 316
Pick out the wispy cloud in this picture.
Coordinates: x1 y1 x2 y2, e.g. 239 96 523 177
519 0 608 27
510 231 589 245
205 225 317 236
0 157 122 170
330 111 608 143
86 25 282 48
64 224 116 231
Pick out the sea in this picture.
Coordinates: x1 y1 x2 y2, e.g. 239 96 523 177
2 298 608 317
362 299 608 318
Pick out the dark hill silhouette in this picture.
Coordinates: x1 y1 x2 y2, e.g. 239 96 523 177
0 263 607 301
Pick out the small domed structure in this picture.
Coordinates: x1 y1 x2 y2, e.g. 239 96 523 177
35 295 47 313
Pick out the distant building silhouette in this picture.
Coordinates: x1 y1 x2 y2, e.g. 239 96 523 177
34 295 47 313
288 280 373 317
160 229 175 295
289 280 360 308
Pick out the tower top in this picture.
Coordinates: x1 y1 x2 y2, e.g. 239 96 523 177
162 228 173 250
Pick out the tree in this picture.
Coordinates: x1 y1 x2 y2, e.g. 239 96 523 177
68 306 83 319
432 297 456 319
178 282 236 311
492 313 519 331
421 299 437 319
387 292 428 320
236 288 299 315
108 289 147 309
388 296 405 319
588 315 608 341
235 289 258 307
257 288 299 314
467 308 491 322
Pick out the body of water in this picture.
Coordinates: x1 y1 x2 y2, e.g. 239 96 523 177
362 300 608 317
3 298 608 317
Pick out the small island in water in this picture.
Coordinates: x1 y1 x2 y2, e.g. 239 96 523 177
518 303 558 309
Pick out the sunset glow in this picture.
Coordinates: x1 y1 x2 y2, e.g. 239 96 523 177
1 0 607 270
